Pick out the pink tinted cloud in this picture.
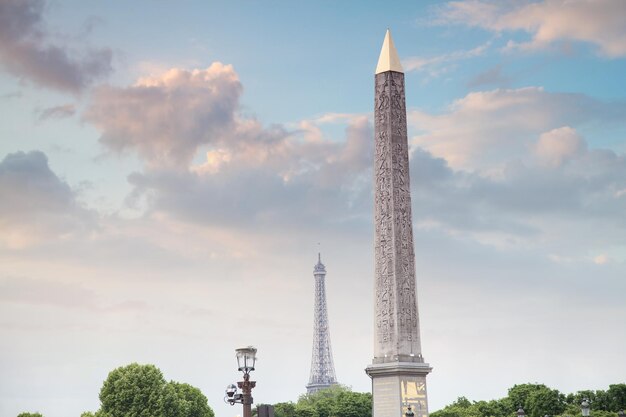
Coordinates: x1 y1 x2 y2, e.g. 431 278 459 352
85 63 241 169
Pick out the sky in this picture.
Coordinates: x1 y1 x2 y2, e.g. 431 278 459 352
1 0 626 416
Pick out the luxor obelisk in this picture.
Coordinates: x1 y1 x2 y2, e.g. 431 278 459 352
365 30 432 417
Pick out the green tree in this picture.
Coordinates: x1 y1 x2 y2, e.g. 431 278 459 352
430 383 625 417
99 363 166 417
526 387 566 417
330 390 372 417
295 403 318 417
80 411 108 417
473 398 512 417
508 384 547 412
17 413 43 417
607 385 626 411
430 405 480 417
169 382 214 417
85 363 214 417
273 402 297 417
430 397 481 417
295 385 371 417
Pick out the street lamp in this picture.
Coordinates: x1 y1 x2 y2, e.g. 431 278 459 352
581 399 590 417
405 405 415 417
224 346 258 417
517 406 526 417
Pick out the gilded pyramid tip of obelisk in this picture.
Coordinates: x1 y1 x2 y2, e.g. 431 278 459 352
375 29 403 74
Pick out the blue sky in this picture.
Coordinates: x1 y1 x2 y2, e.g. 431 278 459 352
1 1 626 417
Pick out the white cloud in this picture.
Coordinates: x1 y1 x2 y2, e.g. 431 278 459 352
82 64 626 261
85 64 242 169
438 0 626 57
405 86 626 258
409 86 626 171
126 114 373 233
84 64 374 232
533 126 586 167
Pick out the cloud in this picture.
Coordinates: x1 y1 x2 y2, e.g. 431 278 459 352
85 64 242 169
409 86 626 171
84 64 626 261
0 0 112 92
593 254 609 265
403 85 626 255
467 64 511 88
84 64 374 231
0 276 97 310
438 0 626 57
127 114 373 232
0 276 150 312
410 144 626 262
0 150 94 248
37 104 76 120
402 42 490 78
533 126 586 167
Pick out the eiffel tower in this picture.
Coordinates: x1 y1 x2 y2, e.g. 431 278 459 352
306 253 338 394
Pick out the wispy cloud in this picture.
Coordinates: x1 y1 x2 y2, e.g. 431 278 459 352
0 276 149 312
467 64 511 88
402 42 490 76
37 104 76 120
437 0 626 57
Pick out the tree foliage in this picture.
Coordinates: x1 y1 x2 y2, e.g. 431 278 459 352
431 384 626 417
260 385 372 417
83 363 214 417
273 402 297 417
17 413 44 417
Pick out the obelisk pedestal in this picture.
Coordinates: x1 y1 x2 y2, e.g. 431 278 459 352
365 30 432 417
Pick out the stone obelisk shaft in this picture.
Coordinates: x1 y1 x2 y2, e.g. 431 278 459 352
373 55 421 362
366 30 431 417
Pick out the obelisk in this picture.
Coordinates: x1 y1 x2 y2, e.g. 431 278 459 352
365 30 432 417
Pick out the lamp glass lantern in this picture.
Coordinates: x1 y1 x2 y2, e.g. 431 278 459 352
236 346 257 374
581 399 590 417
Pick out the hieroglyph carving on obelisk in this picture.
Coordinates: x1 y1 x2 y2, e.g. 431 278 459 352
366 29 432 417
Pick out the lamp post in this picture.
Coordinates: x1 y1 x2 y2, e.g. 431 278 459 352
517 406 526 417
224 346 258 417
581 399 590 417
405 405 415 417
